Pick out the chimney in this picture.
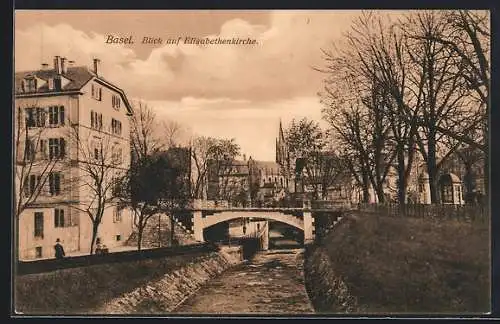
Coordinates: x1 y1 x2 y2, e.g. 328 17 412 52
41 63 49 70
93 58 101 75
54 56 61 74
61 57 67 74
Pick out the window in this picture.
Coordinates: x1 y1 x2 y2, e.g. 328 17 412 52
54 209 65 227
92 140 102 160
91 84 102 101
25 107 46 127
26 78 37 92
39 139 48 159
24 174 42 197
112 146 122 164
24 139 35 161
49 172 61 196
34 212 44 238
113 208 122 222
112 95 121 109
111 118 122 135
49 138 66 159
90 111 103 130
116 234 121 241
441 185 453 204
35 246 42 258
48 106 65 126
48 78 54 90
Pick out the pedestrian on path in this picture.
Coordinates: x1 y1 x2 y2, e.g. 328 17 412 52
54 238 66 259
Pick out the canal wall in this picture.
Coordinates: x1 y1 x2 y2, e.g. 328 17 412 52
15 247 243 315
303 213 359 314
303 244 358 313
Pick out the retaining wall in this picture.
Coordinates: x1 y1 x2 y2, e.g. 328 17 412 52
15 247 243 315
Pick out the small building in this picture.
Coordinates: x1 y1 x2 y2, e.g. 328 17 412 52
439 173 464 205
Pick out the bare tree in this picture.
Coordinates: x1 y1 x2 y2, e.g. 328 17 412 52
14 100 60 260
284 118 326 200
14 100 60 219
130 100 164 161
401 11 481 203
67 125 124 254
340 12 421 205
190 136 240 201
320 60 394 204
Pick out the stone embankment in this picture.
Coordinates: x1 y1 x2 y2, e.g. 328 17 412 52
15 247 243 314
92 247 243 314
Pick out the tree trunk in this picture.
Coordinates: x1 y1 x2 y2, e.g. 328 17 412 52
397 149 406 205
376 186 385 204
137 223 143 251
427 135 439 204
90 222 99 255
362 171 370 203
170 215 175 246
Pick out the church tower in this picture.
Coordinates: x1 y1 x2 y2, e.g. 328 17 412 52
276 119 288 165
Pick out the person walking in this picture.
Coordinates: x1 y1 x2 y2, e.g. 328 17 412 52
54 238 66 259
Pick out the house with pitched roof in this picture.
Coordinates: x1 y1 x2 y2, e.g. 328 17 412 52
15 56 135 260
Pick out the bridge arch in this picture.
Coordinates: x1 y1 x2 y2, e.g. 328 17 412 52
201 211 304 231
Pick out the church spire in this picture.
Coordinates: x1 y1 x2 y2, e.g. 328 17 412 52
279 119 285 142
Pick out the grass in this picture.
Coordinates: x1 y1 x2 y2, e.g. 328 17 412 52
319 213 490 314
14 251 216 314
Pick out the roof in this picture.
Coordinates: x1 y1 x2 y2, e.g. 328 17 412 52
440 173 461 183
15 66 133 115
251 160 281 170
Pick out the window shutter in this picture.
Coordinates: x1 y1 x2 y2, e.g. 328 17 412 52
60 106 65 125
48 106 54 125
98 88 102 100
60 138 66 158
49 173 54 196
40 139 47 159
90 111 94 128
23 177 30 197
57 173 63 195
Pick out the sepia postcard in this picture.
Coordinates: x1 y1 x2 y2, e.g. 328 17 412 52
12 9 491 318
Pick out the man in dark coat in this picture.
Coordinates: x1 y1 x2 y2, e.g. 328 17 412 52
54 238 65 259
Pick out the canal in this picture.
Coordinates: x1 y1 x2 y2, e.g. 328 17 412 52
173 227 314 314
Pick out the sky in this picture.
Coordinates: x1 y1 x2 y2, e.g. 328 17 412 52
15 10 389 160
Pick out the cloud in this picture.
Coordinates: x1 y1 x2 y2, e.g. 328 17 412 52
15 11 356 102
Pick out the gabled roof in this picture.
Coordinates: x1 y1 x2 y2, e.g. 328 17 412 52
15 66 133 115
251 160 281 170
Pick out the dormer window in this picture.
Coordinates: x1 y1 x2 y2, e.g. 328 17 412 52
48 78 54 90
25 77 37 92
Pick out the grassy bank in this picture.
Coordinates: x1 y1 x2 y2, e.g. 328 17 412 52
15 251 215 314
316 213 490 314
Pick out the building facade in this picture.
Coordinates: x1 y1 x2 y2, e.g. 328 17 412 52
15 56 135 260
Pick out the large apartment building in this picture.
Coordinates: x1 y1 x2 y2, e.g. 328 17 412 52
14 56 134 260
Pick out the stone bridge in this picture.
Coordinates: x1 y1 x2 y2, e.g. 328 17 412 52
191 200 316 244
